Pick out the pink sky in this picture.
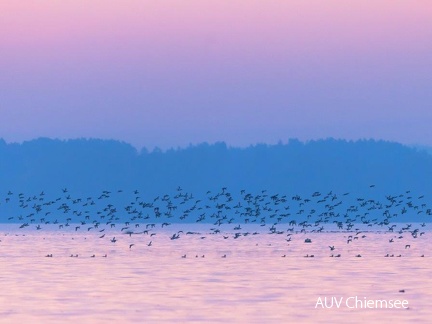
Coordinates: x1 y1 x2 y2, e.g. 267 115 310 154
1 1 431 149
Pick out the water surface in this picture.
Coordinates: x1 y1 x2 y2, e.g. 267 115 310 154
0 228 430 323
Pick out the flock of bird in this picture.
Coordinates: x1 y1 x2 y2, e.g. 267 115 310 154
0 185 430 258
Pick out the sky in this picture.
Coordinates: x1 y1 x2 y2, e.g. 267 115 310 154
0 1 431 150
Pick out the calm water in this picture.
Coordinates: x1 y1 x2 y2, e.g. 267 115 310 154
0 226 430 323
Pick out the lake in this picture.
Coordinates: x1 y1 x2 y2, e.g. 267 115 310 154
0 225 430 323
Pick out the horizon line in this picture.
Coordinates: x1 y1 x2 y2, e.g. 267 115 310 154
1 136 431 153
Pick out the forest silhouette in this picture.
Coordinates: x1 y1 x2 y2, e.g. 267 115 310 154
0 137 431 197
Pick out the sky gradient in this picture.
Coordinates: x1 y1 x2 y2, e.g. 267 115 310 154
1 1 431 149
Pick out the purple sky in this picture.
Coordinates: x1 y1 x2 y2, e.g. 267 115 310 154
1 1 431 149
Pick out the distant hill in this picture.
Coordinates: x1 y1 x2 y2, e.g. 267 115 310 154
0 137 431 197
